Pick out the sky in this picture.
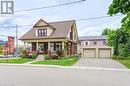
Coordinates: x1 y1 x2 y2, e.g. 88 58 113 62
0 0 123 45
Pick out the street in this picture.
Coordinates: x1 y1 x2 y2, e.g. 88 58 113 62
0 65 129 86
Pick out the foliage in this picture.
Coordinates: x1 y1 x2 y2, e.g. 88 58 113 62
31 54 37 59
19 48 38 59
106 0 130 58
44 54 51 60
112 55 130 60
48 50 58 59
19 48 27 58
108 0 130 15
0 45 3 55
102 28 130 57
32 56 79 66
118 60 130 68
56 50 64 59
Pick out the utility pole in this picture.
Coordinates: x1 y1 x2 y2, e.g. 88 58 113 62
16 25 18 58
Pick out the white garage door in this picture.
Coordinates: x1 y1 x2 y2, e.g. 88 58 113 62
99 49 111 59
83 49 96 58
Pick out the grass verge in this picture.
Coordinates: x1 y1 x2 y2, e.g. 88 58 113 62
32 57 79 66
118 60 130 69
0 57 33 64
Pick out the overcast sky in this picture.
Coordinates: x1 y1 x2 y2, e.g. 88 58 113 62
0 0 123 43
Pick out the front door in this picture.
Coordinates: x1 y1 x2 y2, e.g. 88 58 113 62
38 43 44 51
32 42 36 51
38 42 48 54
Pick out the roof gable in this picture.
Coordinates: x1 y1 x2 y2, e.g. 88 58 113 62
33 19 49 27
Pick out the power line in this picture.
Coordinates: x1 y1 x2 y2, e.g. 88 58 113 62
0 15 120 40
76 14 122 21
15 0 85 13
0 14 122 28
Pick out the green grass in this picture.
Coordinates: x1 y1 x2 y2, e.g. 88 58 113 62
118 60 130 69
32 57 79 66
0 57 33 64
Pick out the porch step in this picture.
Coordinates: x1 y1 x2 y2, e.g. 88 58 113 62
35 54 45 61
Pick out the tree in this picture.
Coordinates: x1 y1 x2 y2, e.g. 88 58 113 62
108 0 130 15
106 0 130 57
102 28 129 56
0 45 3 55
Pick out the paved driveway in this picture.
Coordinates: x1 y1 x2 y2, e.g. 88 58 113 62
74 58 126 69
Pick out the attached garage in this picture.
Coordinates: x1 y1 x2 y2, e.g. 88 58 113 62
82 47 113 59
99 48 111 59
83 48 96 58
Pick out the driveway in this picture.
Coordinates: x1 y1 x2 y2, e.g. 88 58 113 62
74 58 126 69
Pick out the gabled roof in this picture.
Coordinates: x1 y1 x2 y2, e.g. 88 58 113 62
20 19 75 40
33 19 55 30
79 36 107 41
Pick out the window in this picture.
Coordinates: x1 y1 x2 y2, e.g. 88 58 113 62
103 41 106 45
93 41 97 45
85 42 88 45
38 29 47 36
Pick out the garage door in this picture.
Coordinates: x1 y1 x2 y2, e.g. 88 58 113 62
99 49 111 59
83 49 96 58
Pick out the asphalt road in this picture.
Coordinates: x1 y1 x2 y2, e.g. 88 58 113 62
0 65 129 86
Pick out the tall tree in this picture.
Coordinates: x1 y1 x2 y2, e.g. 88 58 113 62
106 0 130 57
108 0 130 15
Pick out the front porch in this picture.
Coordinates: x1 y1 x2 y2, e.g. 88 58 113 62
24 41 77 55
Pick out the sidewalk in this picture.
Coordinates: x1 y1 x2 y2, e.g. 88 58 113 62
23 60 40 64
0 63 129 72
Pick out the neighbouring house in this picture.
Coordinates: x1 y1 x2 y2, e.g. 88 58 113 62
3 36 15 55
19 19 78 55
78 36 113 59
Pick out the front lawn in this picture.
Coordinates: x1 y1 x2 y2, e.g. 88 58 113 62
0 57 33 64
32 56 79 66
118 60 130 69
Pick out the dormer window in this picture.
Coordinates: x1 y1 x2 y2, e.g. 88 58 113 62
38 29 47 36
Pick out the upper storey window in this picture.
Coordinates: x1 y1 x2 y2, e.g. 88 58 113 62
93 41 97 45
38 29 47 36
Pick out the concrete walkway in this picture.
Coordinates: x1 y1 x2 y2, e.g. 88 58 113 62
24 54 45 64
74 58 127 69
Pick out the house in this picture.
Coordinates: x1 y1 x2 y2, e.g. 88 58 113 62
78 36 113 59
3 36 15 55
20 19 78 55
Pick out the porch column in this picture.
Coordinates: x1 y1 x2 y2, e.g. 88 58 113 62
30 43 32 51
36 42 38 50
62 41 64 50
48 42 50 50
24 42 26 49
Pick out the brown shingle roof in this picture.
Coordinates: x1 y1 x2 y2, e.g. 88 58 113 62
79 36 107 41
20 20 75 40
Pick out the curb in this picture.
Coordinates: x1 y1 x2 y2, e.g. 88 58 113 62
0 63 130 72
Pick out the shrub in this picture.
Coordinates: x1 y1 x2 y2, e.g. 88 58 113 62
56 50 62 57
44 54 51 60
31 54 37 59
112 55 130 60
70 54 78 58
48 50 58 59
19 48 27 58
